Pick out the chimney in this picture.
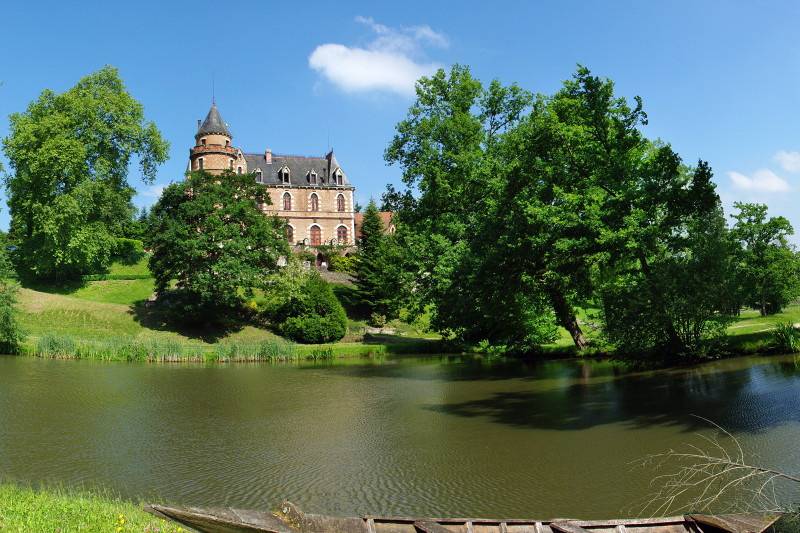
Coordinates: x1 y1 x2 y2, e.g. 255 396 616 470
265 148 272 164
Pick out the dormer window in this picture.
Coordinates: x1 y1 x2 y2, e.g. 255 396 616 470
333 169 343 185
255 169 263 182
280 167 290 184
309 170 318 185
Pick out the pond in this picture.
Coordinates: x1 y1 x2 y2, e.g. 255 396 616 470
0 354 798 519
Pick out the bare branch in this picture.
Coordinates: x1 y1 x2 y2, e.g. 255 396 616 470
631 419 799 516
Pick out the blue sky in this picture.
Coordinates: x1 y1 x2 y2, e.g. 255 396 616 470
1 0 799 240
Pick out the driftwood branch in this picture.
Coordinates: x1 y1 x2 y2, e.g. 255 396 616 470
632 416 800 517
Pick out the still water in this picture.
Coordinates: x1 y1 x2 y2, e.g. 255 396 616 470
0 354 798 518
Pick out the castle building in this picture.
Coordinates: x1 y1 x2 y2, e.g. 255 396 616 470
188 103 356 248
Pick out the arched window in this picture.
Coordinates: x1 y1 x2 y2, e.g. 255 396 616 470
281 168 290 184
309 171 317 185
310 193 319 212
337 225 348 244
198 158 204 170
286 225 294 244
237 166 243 174
282 192 292 211
310 225 321 246
336 193 345 212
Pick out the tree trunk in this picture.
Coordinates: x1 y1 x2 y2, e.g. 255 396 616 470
548 285 589 350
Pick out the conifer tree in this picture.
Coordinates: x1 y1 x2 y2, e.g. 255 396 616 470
354 200 402 320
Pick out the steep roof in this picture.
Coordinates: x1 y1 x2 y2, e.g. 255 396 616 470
244 150 352 188
196 103 231 138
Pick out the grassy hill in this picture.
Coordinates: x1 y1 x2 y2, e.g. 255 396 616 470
18 257 443 361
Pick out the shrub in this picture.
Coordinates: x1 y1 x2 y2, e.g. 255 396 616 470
327 254 357 274
293 250 316 264
113 238 145 265
773 322 800 353
368 312 387 328
276 273 348 343
281 314 347 344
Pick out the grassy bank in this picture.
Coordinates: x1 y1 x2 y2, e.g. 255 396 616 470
17 258 451 362
18 257 798 363
0 484 181 532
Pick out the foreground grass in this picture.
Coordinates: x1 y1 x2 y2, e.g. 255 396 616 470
0 484 183 532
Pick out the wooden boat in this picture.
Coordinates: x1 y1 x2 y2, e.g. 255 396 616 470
145 501 782 533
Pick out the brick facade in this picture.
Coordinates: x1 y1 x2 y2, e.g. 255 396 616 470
188 103 356 252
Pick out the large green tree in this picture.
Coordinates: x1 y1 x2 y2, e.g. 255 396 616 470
730 202 800 316
536 68 729 356
147 170 288 321
383 65 554 345
2 66 168 279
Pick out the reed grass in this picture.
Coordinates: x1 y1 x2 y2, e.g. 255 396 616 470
772 322 800 353
30 333 389 363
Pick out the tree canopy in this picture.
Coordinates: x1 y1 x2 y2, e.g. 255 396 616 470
2 66 168 280
147 170 288 321
379 64 770 359
730 202 800 316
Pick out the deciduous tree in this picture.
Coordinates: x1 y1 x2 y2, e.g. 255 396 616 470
2 66 168 279
147 170 288 321
730 202 800 316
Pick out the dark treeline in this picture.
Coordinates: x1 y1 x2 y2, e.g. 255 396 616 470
359 65 800 360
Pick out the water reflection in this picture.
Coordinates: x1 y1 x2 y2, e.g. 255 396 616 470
0 354 797 518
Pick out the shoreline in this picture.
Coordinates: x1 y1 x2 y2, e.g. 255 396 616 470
9 330 795 368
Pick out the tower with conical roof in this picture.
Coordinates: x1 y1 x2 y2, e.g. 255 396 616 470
188 102 247 175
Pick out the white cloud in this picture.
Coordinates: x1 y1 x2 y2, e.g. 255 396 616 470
728 169 790 192
774 150 800 172
308 17 448 96
141 184 165 198
135 184 166 207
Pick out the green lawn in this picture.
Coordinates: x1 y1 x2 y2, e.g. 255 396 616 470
0 484 183 532
546 303 800 355
107 257 151 277
66 278 156 305
18 259 448 361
